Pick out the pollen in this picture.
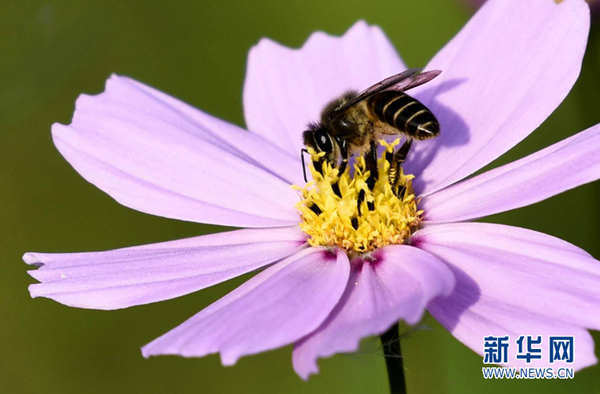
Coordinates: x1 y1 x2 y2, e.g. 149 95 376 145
294 139 423 258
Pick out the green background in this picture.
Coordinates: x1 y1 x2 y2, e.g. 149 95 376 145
2 0 600 393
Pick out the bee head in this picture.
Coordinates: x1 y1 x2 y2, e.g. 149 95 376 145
302 123 338 175
303 123 336 156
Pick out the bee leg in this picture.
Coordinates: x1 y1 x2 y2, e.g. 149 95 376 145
394 138 413 163
308 203 322 216
357 189 365 216
389 139 413 197
364 140 378 211
336 138 349 176
331 139 348 198
356 141 379 216
312 159 324 177
365 140 379 190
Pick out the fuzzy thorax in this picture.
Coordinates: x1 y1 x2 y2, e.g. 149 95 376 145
294 139 422 258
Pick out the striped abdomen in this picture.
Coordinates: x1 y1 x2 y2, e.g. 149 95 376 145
367 91 439 140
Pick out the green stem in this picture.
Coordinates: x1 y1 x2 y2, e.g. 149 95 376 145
380 323 407 394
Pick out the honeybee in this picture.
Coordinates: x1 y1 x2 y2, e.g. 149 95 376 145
302 68 441 193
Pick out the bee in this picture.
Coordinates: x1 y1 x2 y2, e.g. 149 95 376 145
302 68 441 197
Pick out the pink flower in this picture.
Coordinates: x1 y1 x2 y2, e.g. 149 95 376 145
25 0 600 380
464 0 600 14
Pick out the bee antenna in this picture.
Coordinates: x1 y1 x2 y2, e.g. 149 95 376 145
301 148 309 183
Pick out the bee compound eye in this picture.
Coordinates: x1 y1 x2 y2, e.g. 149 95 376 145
314 130 333 153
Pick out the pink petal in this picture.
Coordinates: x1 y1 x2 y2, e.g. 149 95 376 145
25 227 306 310
243 21 406 155
142 247 350 366
54 75 303 228
413 222 600 371
406 0 590 196
292 246 455 380
421 123 600 223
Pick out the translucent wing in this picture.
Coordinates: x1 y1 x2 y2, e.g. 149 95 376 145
333 68 442 115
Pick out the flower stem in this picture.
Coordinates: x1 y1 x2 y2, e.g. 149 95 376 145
380 323 407 394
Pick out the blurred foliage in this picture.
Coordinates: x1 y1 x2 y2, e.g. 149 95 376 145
1 0 599 393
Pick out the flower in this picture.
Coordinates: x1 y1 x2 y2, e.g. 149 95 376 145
296 139 424 256
464 0 600 14
25 0 600 380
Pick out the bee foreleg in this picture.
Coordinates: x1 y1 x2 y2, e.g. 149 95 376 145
313 159 324 176
336 138 349 176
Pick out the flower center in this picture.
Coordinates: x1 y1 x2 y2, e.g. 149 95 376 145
294 139 423 258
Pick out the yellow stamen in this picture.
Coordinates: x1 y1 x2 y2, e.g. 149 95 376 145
294 139 422 258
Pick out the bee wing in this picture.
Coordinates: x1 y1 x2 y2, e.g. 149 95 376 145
333 68 441 115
